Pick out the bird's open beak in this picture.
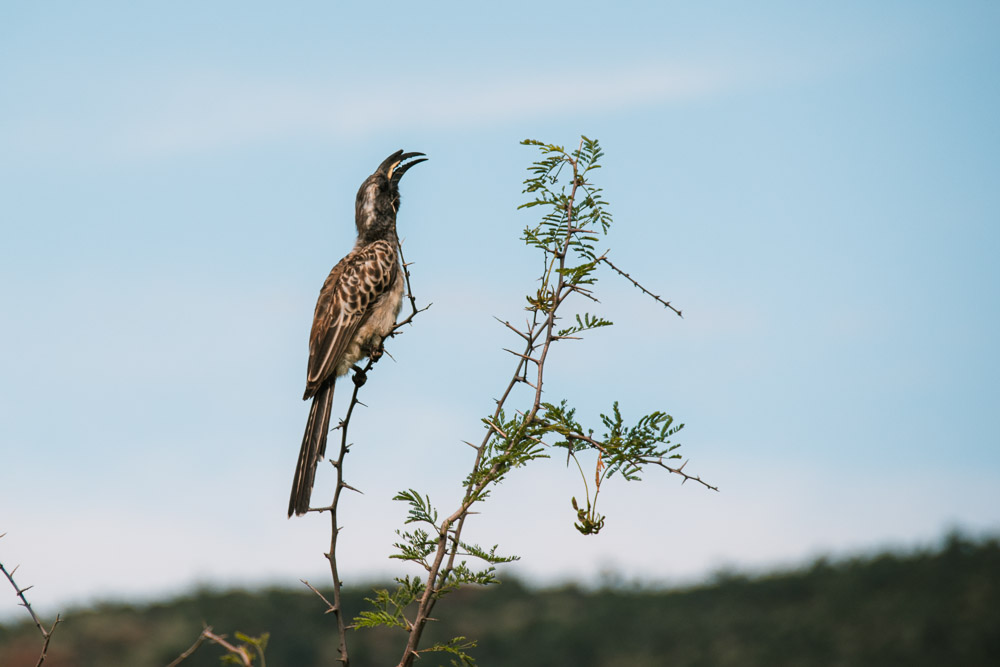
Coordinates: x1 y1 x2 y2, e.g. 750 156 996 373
381 150 427 183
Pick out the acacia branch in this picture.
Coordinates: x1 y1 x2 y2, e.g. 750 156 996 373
563 432 718 492
167 626 257 667
165 629 209 667
301 579 338 615
386 137 710 666
0 538 61 667
317 360 371 666
652 458 719 491
396 141 588 667
313 243 427 667
393 238 431 332
600 255 683 317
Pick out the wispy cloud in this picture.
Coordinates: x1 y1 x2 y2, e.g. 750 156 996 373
6 61 747 161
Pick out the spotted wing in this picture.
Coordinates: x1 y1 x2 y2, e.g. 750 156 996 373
303 240 397 398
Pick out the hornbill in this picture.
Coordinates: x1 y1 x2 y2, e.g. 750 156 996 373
289 150 426 517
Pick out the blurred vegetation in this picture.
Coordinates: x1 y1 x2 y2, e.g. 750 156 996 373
1 532 997 666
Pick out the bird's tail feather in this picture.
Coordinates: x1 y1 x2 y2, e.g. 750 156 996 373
288 382 334 517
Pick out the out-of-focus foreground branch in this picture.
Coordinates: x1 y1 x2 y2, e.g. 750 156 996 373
1 534 61 667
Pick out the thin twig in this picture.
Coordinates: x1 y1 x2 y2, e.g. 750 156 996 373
494 317 531 341
165 627 211 667
653 458 719 491
600 255 683 317
301 579 338 615
202 629 254 667
564 432 718 491
167 626 260 666
321 358 371 667
502 348 541 364
393 238 431 331
0 543 61 667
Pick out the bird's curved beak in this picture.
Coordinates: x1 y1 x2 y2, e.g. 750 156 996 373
381 150 427 183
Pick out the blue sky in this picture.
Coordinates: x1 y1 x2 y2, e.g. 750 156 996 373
1 2 998 617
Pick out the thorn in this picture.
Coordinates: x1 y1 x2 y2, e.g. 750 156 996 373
307 505 333 513
503 348 540 364
341 482 364 495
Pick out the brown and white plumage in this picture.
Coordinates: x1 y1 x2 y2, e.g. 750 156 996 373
289 150 425 517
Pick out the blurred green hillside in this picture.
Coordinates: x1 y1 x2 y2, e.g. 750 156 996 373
2 533 997 666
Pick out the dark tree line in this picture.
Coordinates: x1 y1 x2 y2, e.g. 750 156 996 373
2 532 997 667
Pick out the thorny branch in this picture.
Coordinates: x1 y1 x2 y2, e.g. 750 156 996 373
301 237 428 667
166 626 261 667
1 535 61 667
562 431 718 491
392 138 712 667
396 142 588 665
393 238 432 331
165 630 209 667
304 358 368 666
600 255 683 318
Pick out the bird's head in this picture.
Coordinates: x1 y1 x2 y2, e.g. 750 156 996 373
355 149 426 239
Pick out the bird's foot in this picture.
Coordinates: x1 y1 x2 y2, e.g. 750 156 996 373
369 342 385 363
351 365 368 387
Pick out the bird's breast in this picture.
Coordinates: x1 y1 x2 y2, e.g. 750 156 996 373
334 266 405 376
361 267 405 340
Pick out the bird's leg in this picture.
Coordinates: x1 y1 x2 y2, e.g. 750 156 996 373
367 339 385 363
351 365 368 387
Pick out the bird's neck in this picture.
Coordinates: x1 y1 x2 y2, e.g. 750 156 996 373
357 218 397 247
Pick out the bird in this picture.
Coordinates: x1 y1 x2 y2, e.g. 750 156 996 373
288 149 427 517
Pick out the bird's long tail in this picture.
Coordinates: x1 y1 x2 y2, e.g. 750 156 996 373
288 382 334 517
